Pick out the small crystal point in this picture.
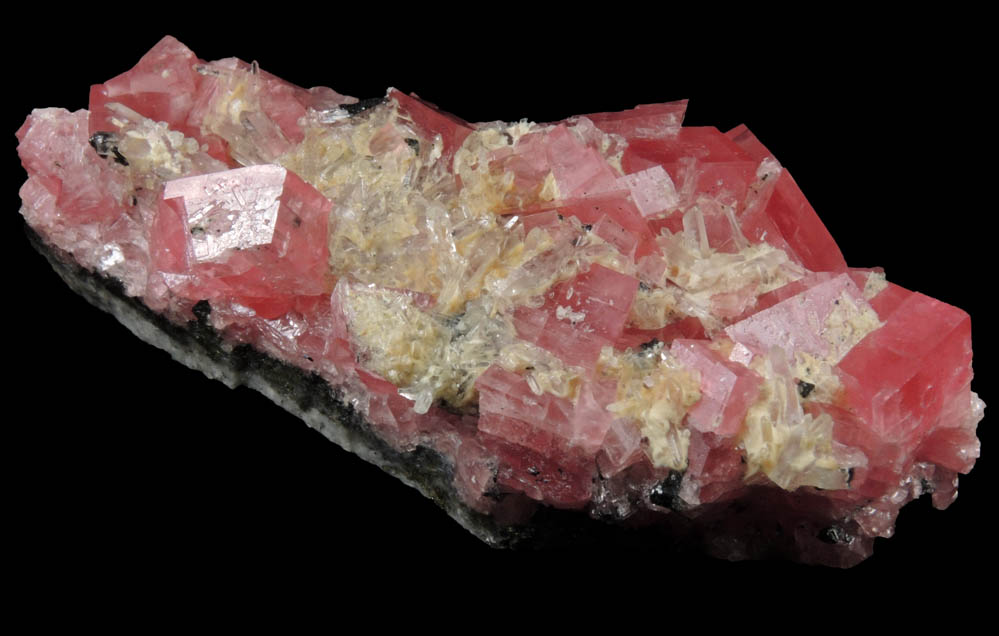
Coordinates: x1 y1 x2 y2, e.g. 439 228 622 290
15 35 985 567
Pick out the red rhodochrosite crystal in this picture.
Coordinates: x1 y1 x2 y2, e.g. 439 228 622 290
154 164 332 318
15 35 985 566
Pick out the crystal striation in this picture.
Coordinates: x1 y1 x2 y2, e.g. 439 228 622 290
16 36 985 566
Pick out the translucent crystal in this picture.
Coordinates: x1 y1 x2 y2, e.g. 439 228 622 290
16 35 985 567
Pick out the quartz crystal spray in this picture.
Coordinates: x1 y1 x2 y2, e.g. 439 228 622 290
15 36 985 566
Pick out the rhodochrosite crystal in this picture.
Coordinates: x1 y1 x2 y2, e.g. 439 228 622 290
16 36 986 566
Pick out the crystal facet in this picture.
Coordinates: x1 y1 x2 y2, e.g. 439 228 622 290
15 36 985 566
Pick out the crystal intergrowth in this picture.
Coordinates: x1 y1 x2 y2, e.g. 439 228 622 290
16 36 985 565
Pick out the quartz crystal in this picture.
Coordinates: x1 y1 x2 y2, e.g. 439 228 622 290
15 36 986 566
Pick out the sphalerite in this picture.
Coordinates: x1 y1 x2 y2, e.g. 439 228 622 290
16 36 985 566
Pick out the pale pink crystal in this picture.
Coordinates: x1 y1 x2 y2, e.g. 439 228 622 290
670 339 762 437
725 273 871 360
151 165 332 318
15 36 985 566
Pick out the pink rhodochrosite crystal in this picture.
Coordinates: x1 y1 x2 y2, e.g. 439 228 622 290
154 164 332 317
15 35 986 566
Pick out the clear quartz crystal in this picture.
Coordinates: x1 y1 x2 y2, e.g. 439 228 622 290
15 35 984 566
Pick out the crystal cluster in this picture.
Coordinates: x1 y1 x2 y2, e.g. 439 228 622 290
16 36 985 565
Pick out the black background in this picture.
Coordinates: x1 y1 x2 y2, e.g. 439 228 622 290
6 11 994 603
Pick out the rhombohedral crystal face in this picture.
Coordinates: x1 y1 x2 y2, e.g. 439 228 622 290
15 35 985 566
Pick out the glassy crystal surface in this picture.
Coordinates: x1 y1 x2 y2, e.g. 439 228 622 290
14 35 986 567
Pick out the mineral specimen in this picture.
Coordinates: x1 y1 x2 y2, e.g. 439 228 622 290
15 35 985 566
